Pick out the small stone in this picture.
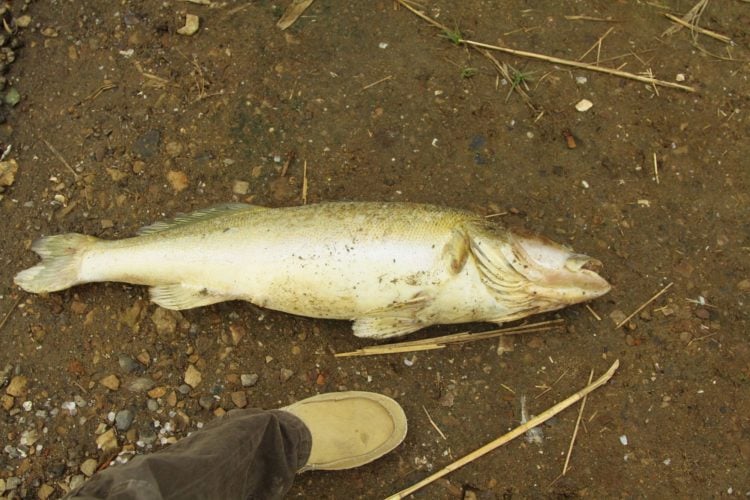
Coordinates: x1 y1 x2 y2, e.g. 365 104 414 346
147 386 167 399
3 87 19 106
80 458 98 477
291 345 301 355
106 167 128 182
38 483 55 499
230 391 247 409
679 331 693 343
166 391 177 407
241 373 259 387
280 368 294 383
165 141 183 157
6 375 28 396
41 27 58 37
609 309 627 326
136 351 151 366
177 14 200 36
133 129 161 158
127 377 156 392
132 160 146 174
213 407 226 417
118 354 139 374
0 159 18 187
5 477 21 490
232 180 250 195
167 170 189 193
100 374 120 391
695 308 710 320
184 364 202 388
96 428 118 453
146 399 159 411
151 307 178 335
16 15 32 28
675 73 686 82
1 394 13 410
178 384 191 395
69 474 86 490
198 395 216 410
115 409 135 431
575 98 593 112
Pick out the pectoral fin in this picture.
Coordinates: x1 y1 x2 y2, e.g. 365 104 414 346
150 284 232 310
352 294 430 339
442 228 470 274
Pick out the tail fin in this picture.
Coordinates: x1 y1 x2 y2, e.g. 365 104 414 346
14 234 99 293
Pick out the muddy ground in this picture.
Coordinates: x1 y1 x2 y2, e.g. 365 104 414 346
1 0 749 498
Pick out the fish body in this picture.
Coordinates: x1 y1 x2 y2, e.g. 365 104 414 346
14 202 611 338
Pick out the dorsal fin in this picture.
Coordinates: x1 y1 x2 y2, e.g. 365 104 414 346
137 203 264 235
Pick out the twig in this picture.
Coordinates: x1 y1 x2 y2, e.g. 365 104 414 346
661 0 708 38
585 304 602 321
423 406 447 440
42 139 79 180
663 13 731 43
334 320 565 358
616 282 674 329
0 296 22 333
83 81 117 103
386 360 620 499
564 15 619 22
396 0 695 93
302 160 308 204
563 370 594 475
653 152 660 184
361 75 393 91
577 27 615 63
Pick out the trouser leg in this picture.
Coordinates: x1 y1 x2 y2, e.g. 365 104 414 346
67 409 312 500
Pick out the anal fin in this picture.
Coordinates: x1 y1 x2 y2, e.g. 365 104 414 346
150 284 232 310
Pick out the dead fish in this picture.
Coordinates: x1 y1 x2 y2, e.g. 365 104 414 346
14 202 611 339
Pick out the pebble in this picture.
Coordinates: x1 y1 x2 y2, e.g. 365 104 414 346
118 354 140 374
3 87 19 106
165 141 183 157
184 364 202 388
146 399 159 411
133 129 161 158
151 307 177 335
575 98 593 112
128 377 156 392
177 14 200 36
1 394 12 410
167 170 189 193
100 374 121 391
280 368 294 383
69 474 86 490
6 375 28 397
80 458 98 477
15 15 32 28
230 391 247 409
5 477 20 490
178 384 192 395
240 373 259 387
115 409 135 431
147 386 167 399
198 395 216 410
233 180 250 195
96 428 119 453
38 483 55 499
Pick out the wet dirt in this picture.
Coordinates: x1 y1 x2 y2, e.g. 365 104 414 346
1 0 749 498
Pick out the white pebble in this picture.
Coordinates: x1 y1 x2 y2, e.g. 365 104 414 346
575 99 593 112
619 434 628 446
675 73 686 82
663 458 671 465
581 180 590 189
22 401 32 411
378 42 388 49
575 76 588 85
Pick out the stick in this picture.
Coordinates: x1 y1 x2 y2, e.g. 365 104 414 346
577 27 614 62
585 304 602 321
301 160 308 204
386 360 620 499
0 296 22 333
396 0 696 92
663 13 731 43
361 75 393 91
42 139 79 180
334 320 564 358
423 406 447 440
562 370 594 475
653 152 660 184
615 282 674 329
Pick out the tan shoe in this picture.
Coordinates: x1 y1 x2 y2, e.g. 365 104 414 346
283 391 407 472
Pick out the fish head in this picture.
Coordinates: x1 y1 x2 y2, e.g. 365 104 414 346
504 228 611 308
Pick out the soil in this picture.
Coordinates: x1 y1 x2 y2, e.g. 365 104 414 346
1 0 749 498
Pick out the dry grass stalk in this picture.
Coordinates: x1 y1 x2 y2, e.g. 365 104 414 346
386 360 621 499
661 0 708 38
562 370 594 475
0 296 21 333
615 282 674 329
361 75 393 91
334 320 565 358
423 406 447 440
585 304 602 321
564 15 619 22
42 139 79 180
653 152 660 184
663 13 731 43
396 0 695 92
577 27 615 63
